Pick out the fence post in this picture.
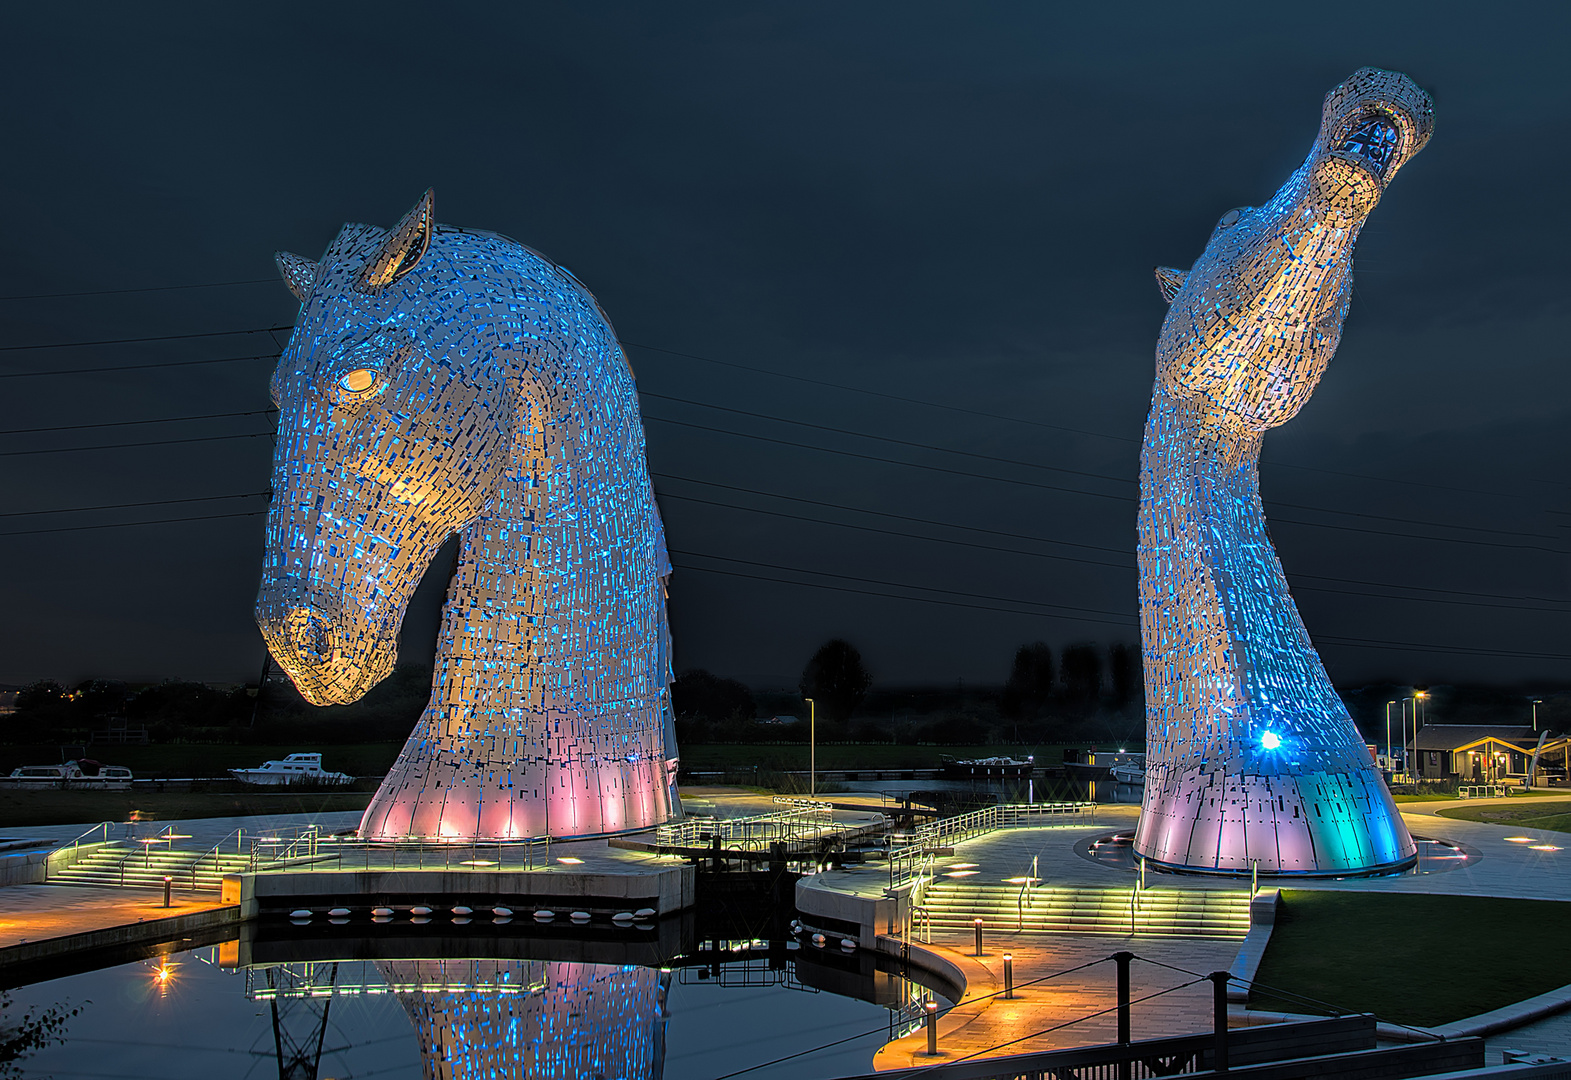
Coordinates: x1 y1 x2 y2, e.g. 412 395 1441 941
1209 971 1230 1072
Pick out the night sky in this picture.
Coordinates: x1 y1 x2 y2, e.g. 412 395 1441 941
1 4 1565 693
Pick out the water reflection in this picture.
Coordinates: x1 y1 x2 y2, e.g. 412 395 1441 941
394 961 668 1079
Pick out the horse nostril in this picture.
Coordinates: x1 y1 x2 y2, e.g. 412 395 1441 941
285 607 338 664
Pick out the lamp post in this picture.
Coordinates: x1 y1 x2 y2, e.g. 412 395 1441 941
1411 692 1427 779
1385 701 1396 772
1400 699 1409 781
1533 699 1542 732
805 697 816 797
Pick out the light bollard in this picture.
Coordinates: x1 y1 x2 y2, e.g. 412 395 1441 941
162 875 172 908
925 998 938 1056
973 917 984 957
1003 953 1014 999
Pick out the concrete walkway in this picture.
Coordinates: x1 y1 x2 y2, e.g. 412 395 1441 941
0 884 228 951
874 931 1240 1069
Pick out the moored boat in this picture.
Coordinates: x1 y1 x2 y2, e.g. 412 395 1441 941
230 752 353 786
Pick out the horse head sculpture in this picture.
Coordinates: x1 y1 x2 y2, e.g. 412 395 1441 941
256 191 680 840
1135 69 1432 874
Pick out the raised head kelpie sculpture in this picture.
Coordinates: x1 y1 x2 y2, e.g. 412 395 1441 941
1137 69 1432 873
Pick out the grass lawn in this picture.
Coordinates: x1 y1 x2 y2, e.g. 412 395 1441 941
0 789 374 829
1436 802 1571 834
1251 890 1571 1026
1391 793 1458 803
678 743 1075 771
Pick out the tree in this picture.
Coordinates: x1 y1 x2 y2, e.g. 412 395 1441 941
670 669 755 724
1002 642 1054 718
798 639 871 723
0 991 81 1076
1060 643 1103 701
1108 642 1141 707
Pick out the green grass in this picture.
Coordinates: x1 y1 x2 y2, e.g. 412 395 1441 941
1391 793 1457 803
0 789 374 829
1251 891 1571 1026
677 743 1077 770
0 743 400 778
1436 803 1571 834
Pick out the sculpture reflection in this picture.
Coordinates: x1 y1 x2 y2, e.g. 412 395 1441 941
385 960 669 1080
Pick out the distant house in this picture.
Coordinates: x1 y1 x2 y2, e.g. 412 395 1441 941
757 715 800 726
1410 724 1566 785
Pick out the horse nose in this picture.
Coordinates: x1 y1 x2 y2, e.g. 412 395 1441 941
256 585 343 668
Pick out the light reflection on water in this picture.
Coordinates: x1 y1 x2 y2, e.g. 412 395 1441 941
8 942 917 1079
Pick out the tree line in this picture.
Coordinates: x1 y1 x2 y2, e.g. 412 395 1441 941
672 638 1144 745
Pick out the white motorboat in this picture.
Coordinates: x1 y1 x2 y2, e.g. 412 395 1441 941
229 753 353 787
1109 762 1147 786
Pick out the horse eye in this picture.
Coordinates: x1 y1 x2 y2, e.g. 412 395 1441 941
1219 208 1242 227
339 368 377 394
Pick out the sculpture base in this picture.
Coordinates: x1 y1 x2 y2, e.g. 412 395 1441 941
1134 765 1416 875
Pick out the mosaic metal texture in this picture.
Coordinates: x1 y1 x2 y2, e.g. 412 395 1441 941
256 191 681 840
385 959 668 1079
1135 69 1432 874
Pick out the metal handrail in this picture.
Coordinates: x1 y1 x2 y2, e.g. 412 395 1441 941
58 820 119 852
189 828 246 889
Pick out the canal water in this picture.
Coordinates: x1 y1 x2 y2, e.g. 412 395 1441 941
6 932 937 1079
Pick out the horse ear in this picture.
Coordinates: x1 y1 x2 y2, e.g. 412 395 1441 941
359 188 435 291
275 251 318 302
1154 266 1187 304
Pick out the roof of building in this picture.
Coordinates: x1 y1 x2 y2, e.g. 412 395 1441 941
1413 724 1545 752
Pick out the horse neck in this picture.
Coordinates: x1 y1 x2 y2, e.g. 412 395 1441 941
431 396 668 715
1138 388 1358 763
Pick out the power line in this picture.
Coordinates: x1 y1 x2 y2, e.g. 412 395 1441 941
672 555 1571 660
0 409 271 436
0 510 265 538
0 278 276 302
644 413 1567 555
0 430 274 458
626 338 1564 499
0 324 291 352
656 488 1567 614
0 491 271 520
0 351 277 380
656 470 1567 606
643 387 1556 540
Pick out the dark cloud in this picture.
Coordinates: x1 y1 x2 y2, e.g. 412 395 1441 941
0 2 1564 692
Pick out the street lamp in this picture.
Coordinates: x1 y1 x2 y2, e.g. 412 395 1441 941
1408 692 1427 779
1385 701 1397 772
1533 698 1543 732
805 697 816 797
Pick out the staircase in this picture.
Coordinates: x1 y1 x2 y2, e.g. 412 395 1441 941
49 842 252 891
919 880 1250 938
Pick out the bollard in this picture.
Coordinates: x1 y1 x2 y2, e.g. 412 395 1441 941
1209 971 1231 1072
162 875 172 908
1114 951 1132 1044
973 917 984 956
1003 953 1014 999
925 998 939 1056
1115 950 1133 1080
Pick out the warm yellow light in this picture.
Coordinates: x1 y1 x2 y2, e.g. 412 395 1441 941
557 857 584 865
1532 845 1562 852
1505 836 1533 843
340 368 377 393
